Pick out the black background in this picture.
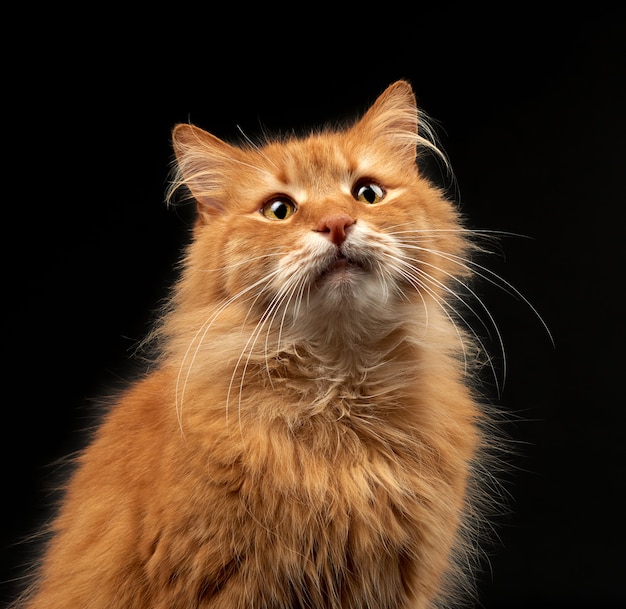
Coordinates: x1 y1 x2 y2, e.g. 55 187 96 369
2 4 625 608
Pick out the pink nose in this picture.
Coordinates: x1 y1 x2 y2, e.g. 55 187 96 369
316 214 355 246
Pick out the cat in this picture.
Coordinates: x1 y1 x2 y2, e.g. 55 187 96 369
12 80 498 608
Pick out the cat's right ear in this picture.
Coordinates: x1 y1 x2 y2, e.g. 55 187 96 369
169 124 238 217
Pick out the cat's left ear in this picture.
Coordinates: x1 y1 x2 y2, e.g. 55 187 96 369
352 80 420 165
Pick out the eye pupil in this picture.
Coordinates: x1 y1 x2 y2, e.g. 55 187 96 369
271 201 288 219
354 181 384 204
261 196 296 220
362 186 376 204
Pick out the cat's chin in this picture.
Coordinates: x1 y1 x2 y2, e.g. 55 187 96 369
309 260 395 325
312 251 371 298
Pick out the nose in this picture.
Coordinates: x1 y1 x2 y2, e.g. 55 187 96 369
315 214 355 246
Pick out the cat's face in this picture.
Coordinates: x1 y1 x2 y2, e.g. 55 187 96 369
171 82 469 341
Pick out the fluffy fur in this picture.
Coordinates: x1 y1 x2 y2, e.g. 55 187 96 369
14 81 496 608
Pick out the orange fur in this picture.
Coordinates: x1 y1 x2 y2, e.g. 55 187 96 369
14 81 493 608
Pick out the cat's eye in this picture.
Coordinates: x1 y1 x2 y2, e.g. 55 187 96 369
261 197 297 221
353 180 385 205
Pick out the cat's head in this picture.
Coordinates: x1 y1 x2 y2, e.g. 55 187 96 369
168 81 471 344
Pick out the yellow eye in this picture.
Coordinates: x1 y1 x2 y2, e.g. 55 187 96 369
261 197 297 220
353 180 385 204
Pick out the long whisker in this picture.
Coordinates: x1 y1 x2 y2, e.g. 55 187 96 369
235 124 281 171
416 266 504 395
407 255 507 392
387 225 531 243
176 264 284 431
386 257 461 363
262 272 307 384
386 254 501 391
226 271 305 432
401 242 554 347
227 291 283 428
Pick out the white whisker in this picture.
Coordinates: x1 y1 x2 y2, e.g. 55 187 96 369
176 264 284 431
386 254 498 388
401 241 554 347
412 257 507 394
226 270 305 433
236 124 281 171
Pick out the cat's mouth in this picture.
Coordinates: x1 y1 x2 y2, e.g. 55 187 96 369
318 252 368 281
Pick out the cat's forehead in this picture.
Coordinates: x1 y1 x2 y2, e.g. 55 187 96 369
254 133 366 196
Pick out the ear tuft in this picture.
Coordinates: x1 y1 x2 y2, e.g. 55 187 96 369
354 80 446 166
365 80 419 135
168 124 237 215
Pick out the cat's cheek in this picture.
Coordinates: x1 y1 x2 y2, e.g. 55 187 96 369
217 234 268 300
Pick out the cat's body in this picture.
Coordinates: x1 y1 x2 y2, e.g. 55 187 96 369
14 82 491 608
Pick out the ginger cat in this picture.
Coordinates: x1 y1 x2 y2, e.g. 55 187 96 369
13 81 494 608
